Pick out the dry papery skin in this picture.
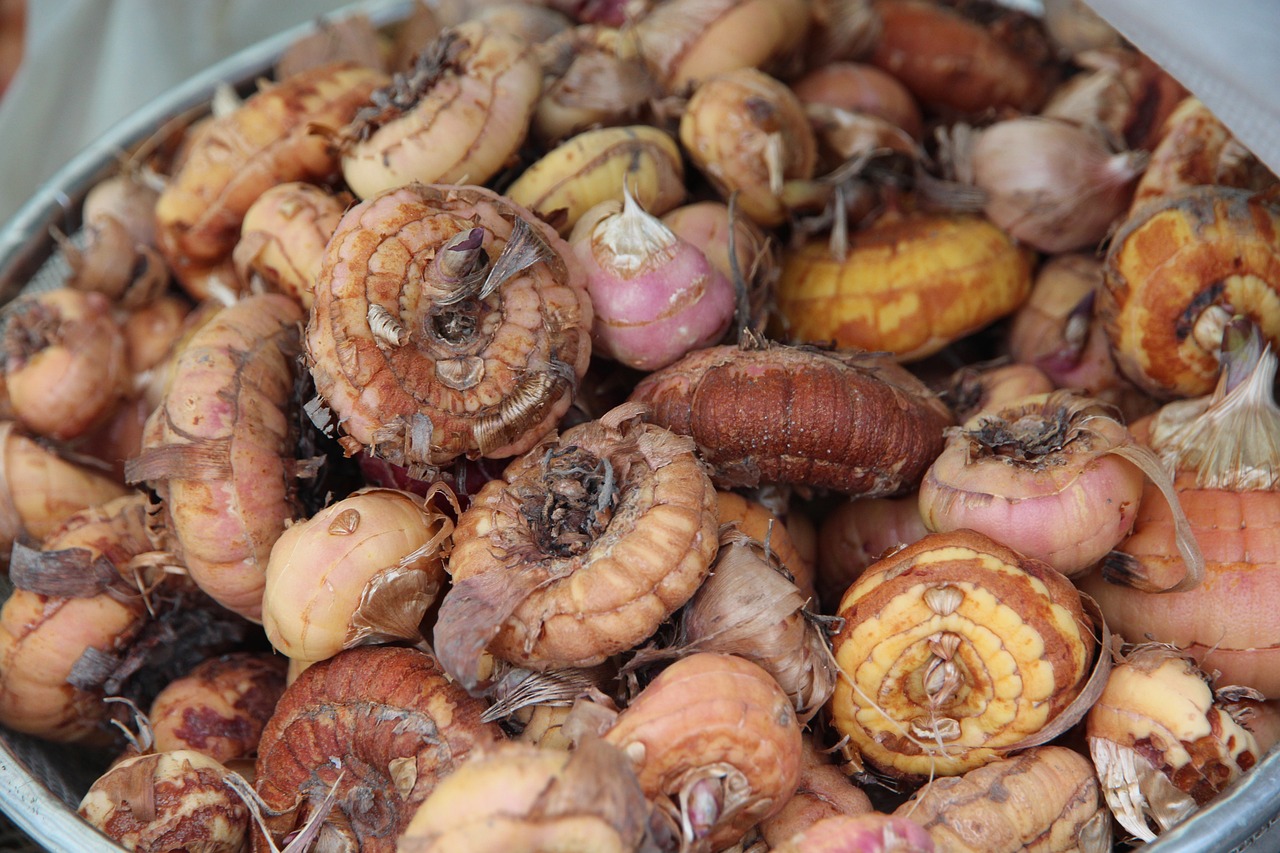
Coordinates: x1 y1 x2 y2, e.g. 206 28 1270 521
474 658 617 743
126 293 305 622
398 738 650 853
1040 47 1142 146
148 652 288 765
340 20 543 199
967 116 1147 255
62 170 168 303
435 402 719 687
79 749 249 853
530 24 658 145
603 652 803 852
803 103 921 169
629 341 954 496
252 645 501 853
304 182 592 474
627 528 837 723
894 746 1111 853
0 581 145 743
715 489 815 602
829 529 1100 779
155 62 389 296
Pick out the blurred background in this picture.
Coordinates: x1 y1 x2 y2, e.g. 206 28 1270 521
0 0 360 225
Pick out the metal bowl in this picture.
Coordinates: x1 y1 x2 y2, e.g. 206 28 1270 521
0 0 1276 850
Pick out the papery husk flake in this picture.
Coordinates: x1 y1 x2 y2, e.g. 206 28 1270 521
1147 325 1280 492
1089 737 1196 842
629 527 837 722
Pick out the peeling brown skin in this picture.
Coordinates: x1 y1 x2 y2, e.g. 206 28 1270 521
252 645 501 853
1131 733 1238 805
344 32 468 140
127 293 306 622
628 342 954 495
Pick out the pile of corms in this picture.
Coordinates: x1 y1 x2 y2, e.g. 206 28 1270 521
1 0 1279 850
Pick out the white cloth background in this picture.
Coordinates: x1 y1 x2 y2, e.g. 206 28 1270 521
0 0 360 224
1082 0 1280 180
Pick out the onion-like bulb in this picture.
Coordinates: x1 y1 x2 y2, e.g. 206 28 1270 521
262 486 454 664
968 117 1147 253
79 750 250 853
919 390 1199 579
252 646 502 852
893 746 1111 852
2 288 130 441
574 183 735 371
1100 186 1280 399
